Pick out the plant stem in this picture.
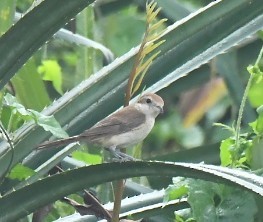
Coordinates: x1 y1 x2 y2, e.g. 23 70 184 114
124 23 149 106
255 45 263 66
234 74 253 153
235 46 263 153
112 180 125 222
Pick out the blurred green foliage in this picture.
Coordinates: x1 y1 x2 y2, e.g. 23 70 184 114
0 0 262 221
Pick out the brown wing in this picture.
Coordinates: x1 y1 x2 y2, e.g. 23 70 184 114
80 106 145 141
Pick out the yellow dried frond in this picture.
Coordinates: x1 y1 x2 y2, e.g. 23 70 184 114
146 1 157 15
147 7 161 23
132 61 153 96
146 1 162 24
141 40 165 59
143 50 161 68
146 30 165 42
140 42 154 58
146 19 167 42
132 51 160 96
149 18 168 33
136 55 154 75
125 1 166 104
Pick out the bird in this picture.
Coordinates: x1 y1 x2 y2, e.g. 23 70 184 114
37 93 164 160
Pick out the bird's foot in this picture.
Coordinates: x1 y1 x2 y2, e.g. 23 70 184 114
106 147 138 162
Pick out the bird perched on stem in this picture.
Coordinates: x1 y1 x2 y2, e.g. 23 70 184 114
37 93 164 160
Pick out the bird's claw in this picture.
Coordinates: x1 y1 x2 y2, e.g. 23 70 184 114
106 148 138 162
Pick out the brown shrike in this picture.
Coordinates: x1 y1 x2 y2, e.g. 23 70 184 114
37 93 164 160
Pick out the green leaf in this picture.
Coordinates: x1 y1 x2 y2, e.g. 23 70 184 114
248 73 263 107
164 177 189 203
4 93 32 118
7 163 35 181
0 161 262 221
187 180 257 222
38 60 63 94
247 64 263 76
238 138 253 166
175 214 185 222
188 180 217 222
29 109 68 139
220 138 234 166
165 185 188 203
12 58 50 111
0 0 262 176
257 105 263 114
0 0 95 89
3 94 67 138
71 150 102 164
216 187 257 222
249 113 263 135
220 136 252 167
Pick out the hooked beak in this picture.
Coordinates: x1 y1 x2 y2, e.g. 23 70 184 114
158 106 164 114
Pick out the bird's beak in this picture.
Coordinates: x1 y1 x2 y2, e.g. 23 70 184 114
158 106 164 114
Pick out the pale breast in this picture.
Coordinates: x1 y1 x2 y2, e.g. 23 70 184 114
102 117 155 149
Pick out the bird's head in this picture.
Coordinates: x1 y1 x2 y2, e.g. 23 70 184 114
136 93 164 118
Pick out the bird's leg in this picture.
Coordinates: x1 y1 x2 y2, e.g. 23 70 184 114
106 147 137 161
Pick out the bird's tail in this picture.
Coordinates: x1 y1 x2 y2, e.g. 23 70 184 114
37 136 80 149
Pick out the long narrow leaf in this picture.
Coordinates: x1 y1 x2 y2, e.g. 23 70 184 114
0 0 95 88
0 161 262 221
0 0 262 180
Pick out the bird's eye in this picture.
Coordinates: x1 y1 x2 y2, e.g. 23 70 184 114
146 98 152 104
